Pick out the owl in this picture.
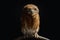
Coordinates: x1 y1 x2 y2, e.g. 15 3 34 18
14 4 50 40
20 4 40 38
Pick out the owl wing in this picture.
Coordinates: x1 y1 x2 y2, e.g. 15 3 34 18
20 15 25 28
20 15 27 34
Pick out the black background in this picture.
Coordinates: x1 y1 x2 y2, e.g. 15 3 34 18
4 0 57 40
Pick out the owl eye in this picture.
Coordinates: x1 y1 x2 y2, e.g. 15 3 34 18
24 8 28 10
34 8 37 10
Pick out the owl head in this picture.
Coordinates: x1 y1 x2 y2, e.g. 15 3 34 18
23 4 39 16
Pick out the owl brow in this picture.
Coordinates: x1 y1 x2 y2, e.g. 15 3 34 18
33 7 38 10
25 7 29 9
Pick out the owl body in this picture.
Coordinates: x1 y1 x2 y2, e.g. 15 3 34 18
14 4 50 40
20 4 40 37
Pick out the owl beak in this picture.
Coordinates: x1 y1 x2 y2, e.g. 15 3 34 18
27 9 33 14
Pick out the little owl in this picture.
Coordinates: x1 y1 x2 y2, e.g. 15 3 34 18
20 4 40 38
14 4 50 40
